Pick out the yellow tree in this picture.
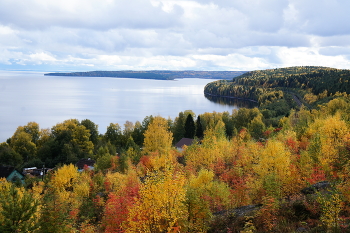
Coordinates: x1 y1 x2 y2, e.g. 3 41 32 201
186 169 231 232
126 168 188 233
185 120 230 172
224 139 261 206
51 119 80 136
252 139 292 199
306 113 348 174
41 164 91 232
143 116 173 155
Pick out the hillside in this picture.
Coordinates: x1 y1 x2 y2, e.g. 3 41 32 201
204 66 350 125
230 66 350 94
44 70 247 80
3 66 350 232
2 99 350 232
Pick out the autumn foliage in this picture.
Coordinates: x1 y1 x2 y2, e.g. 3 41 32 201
2 94 350 232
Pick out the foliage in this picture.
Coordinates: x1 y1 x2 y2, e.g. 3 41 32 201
0 142 23 167
195 115 204 138
3 67 350 232
317 191 343 232
143 116 173 155
0 180 39 233
184 113 196 139
127 168 188 232
102 171 140 233
204 66 350 121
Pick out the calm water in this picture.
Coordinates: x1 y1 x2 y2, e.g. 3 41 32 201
0 71 248 142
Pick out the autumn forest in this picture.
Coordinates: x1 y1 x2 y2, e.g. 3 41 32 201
1 66 350 232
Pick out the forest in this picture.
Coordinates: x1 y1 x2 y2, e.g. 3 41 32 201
204 66 350 126
1 66 350 232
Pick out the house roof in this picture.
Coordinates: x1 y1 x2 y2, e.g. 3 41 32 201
0 165 16 178
175 138 194 148
76 158 96 170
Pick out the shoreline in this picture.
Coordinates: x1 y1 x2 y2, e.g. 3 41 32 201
204 92 259 103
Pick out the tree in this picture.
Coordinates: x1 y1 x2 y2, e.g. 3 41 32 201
102 174 140 233
253 139 292 199
141 115 154 133
186 169 231 232
127 168 188 233
0 143 23 167
95 154 118 173
131 121 144 147
81 119 99 146
195 115 204 138
184 113 195 139
143 116 173 155
23 122 40 145
306 113 349 173
123 121 134 139
0 181 39 232
72 125 94 157
248 115 266 139
43 119 94 165
222 111 234 138
10 130 37 162
125 137 141 164
232 108 261 131
105 123 123 149
185 121 229 171
172 112 185 143
40 164 91 232
36 128 51 149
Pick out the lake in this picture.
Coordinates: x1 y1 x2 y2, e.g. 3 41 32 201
0 71 253 142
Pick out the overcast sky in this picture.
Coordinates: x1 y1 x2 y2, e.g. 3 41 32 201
0 0 350 71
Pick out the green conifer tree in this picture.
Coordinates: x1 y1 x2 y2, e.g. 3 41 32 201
195 115 204 139
184 114 196 139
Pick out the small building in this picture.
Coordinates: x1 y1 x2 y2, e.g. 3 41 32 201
76 158 96 171
0 165 25 184
23 167 51 177
175 138 194 152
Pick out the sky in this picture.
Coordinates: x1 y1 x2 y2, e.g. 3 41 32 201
0 0 350 71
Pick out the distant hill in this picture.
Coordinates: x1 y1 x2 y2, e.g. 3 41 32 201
204 66 350 125
44 70 248 80
204 66 350 102
229 66 350 95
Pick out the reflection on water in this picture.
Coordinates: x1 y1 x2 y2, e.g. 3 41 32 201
204 93 258 108
0 73 240 142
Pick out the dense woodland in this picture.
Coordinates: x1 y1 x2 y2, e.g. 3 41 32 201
1 66 350 232
205 66 350 126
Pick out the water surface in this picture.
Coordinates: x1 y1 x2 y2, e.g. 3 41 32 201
0 71 248 142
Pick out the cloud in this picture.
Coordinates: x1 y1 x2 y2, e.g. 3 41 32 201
277 47 350 68
0 0 183 30
287 0 350 36
0 0 350 71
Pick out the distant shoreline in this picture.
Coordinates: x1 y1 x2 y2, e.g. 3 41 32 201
44 70 248 80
